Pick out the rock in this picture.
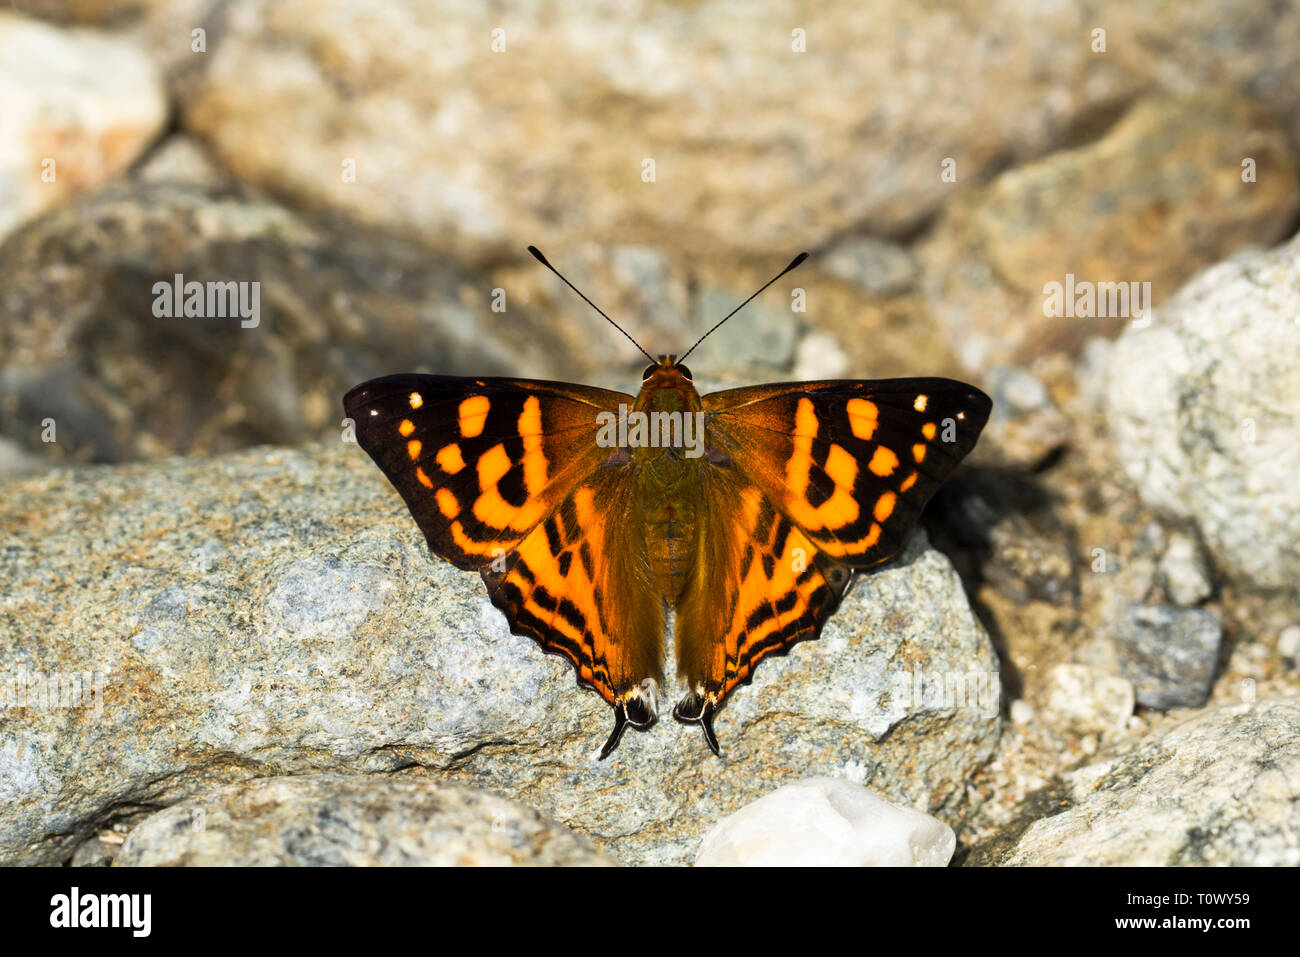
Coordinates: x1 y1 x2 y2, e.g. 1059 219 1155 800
0 181 568 467
0 12 167 241
1008 700 1035 726
0 442 999 866
1114 604 1222 709
1039 664 1134 735
685 285 800 378
1157 533 1212 606
134 135 229 187
1279 626 1300 665
695 776 954 866
968 698 1300 866
1106 234 1300 597
977 366 1072 469
489 243 696 391
165 0 1144 261
116 775 613 866
819 237 919 298
921 94 1299 370
792 332 850 381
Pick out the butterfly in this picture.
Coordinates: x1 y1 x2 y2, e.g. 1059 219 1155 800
344 248 991 759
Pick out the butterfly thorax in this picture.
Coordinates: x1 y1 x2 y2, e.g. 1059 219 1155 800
632 366 705 601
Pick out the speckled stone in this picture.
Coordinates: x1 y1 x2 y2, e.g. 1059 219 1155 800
0 441 998 866
1107 235 1300 598
967 698 1300 866
116 774 614 866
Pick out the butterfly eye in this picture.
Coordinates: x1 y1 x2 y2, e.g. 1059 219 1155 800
642 364 657 380
676 363 692 380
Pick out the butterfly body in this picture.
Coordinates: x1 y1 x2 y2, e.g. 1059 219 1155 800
345 353 991 759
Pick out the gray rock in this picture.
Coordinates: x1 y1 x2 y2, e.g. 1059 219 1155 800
686 286 800 377
978 366 1071 469
0 442 999 866
968 698 1300 866
1107 234 1300 597
820 237 919 297
1114 604 1222 709
116 774 613 866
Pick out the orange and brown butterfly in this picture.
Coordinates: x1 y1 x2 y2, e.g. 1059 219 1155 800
344 247 991 759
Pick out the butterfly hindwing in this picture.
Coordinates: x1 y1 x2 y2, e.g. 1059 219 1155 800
672 468 852 751
704 378 992 568
482 468 665 756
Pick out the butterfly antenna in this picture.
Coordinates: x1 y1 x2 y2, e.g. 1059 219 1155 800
528 246 656 364
678 251 809 363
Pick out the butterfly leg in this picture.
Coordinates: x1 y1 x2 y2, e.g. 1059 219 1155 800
672 690 721 756
600 679 659 760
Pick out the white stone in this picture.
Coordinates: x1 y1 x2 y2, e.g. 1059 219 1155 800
695 776 954 867
1040 663 1135 734
1279 626 1300 663
0 13 167 240
793 332 850 380
1158 533 1212 606
1009 699 1036 725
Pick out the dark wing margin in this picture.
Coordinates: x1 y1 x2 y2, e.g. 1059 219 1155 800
703 377 991 569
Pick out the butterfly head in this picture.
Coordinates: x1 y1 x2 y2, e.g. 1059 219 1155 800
641 354 693 383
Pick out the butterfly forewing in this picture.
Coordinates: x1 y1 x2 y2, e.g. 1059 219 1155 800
344 374 632 568
704 378 992 569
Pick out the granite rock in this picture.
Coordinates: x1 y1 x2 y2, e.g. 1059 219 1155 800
1107 234 1300 596
968 698 1300 866
0 441 999 866
116 774 614 866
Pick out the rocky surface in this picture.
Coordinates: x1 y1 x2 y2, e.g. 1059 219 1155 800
1107 235 1300 597
0 12 166 242
22 0 1300 263
115 774 614 866
968 698 1300 866
920 93 1299 371
695 776 955 866
0 443 998 867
